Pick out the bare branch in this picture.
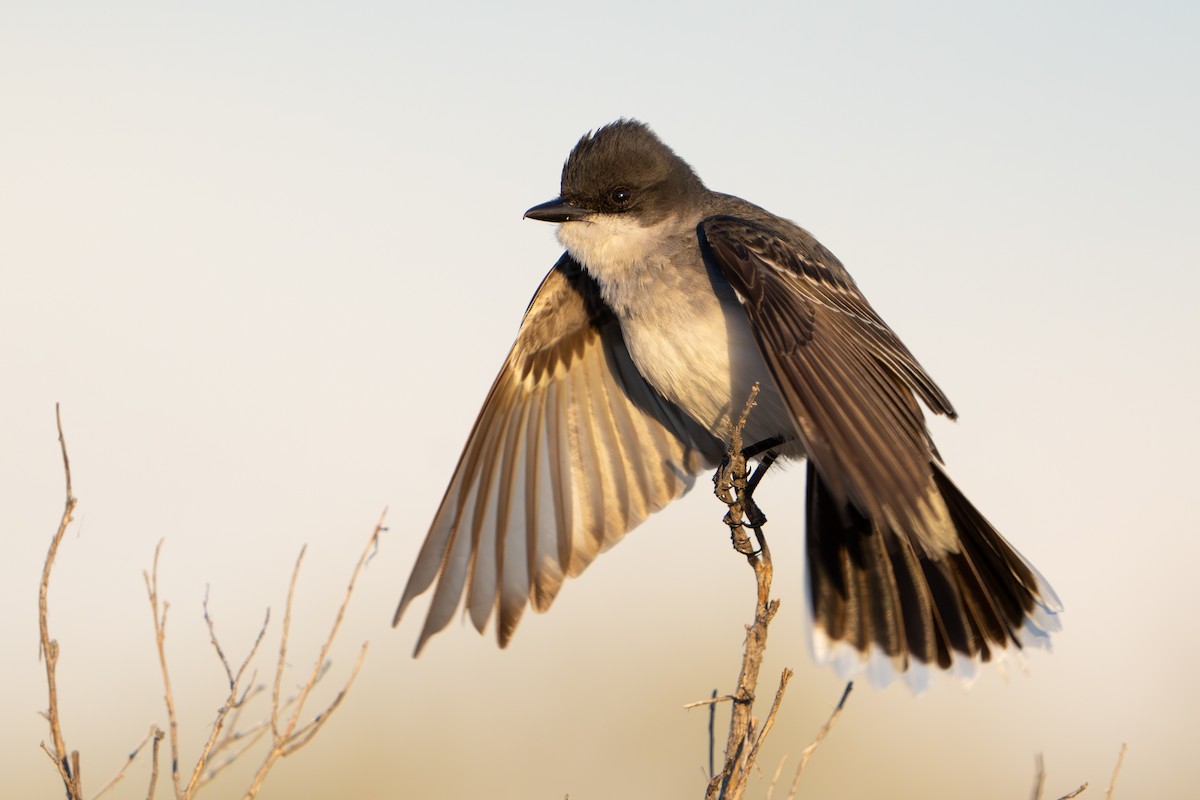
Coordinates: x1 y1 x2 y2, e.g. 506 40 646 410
1032 753 1046 800
196 666 335 789
240 510 386 798
143 540 182 799
1033 752 1090 800
203 585 235 688
193 682 267 787
707 688 717 781
684 694 734 710
1105 743 1127 799
195 720 273 789
279 641 369 758
286 509 385 738
731 668 793 797
39 404 83 799
146 728 164 800
179 600 271 797
705 386 794 800
35 407 381 800
271 544 307 742
90 725 162 800
765 754 789 800
786 682 852 799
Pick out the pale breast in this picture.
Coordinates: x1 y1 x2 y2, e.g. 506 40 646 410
618 261 800 453
557 213 802 454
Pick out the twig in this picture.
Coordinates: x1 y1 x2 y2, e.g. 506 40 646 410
707 688 717 780
1032 754 1046 800
35 404 382 800
684 694 734 710
203 585 236 687
179 600 271 797
765 754 789 800
705 386 791 800
39 404 83 799
193 682 269 788
196 682 317 789
1032 752 1089 800
786 682 852 799
270 546 306 743
143 540 182 799
278 643 368 757
146 728 164 800
733 668 793 796
90 725 162 800
241 509 386 798
1105 743 1127 799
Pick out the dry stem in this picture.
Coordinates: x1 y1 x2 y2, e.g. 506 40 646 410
143 541 182 798
705 386 790 800
1105 743 1127 799
91 726 164 800
38 404 82 799
1031 753 1089 800
240 509 384 798
37 404 381 799
784 682 852 799
177 593 272 796
699 387 853 799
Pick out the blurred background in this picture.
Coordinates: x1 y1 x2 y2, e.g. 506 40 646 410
3 1 1197 797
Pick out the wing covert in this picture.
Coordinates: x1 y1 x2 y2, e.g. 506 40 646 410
699 215 959 555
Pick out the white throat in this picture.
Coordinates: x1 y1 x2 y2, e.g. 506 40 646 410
556 215 675 281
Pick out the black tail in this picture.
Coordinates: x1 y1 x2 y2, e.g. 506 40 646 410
805 461 1060 684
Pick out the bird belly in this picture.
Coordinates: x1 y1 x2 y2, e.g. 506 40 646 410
620 281 801 455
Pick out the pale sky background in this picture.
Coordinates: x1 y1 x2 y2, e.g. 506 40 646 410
3 2 1198 798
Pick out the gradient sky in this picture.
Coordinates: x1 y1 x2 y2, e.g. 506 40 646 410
3 2 1198 797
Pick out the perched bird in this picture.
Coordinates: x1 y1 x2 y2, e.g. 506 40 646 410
394 119 1060 686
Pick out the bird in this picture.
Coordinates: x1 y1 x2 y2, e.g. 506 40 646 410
393 119 1060 686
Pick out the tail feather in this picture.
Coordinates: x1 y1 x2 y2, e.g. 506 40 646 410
806 462 1060 687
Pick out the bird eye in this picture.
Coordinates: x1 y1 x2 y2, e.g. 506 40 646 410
610 187 632 206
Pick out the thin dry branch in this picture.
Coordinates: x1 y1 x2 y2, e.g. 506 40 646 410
765 754 789 800
195 682 312 789
240 510 385 799
704 386 793 800
736 668 793 791
146 727 164 800
196 623 366 789
39 404 83 799
1105 743 1127 799
35 405 381 800
143 540 182 799
698 386 854 799
683 694 734 710
178 597 272 797
193 682 269 788
90 725 163 800
270 546 307 743
785 682 852 800
1032 754 1046 800
1032 753 1089 800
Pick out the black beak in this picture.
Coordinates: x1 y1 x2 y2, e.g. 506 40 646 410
523 197 591 223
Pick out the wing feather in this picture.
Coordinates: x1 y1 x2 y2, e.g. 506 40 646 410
700 215 957 555
395 254 723 653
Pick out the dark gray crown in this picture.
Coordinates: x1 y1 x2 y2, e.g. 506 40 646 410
559 119 705 215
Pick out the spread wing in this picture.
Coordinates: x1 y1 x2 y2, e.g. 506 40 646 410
394 254 723 653
699 215 959 555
